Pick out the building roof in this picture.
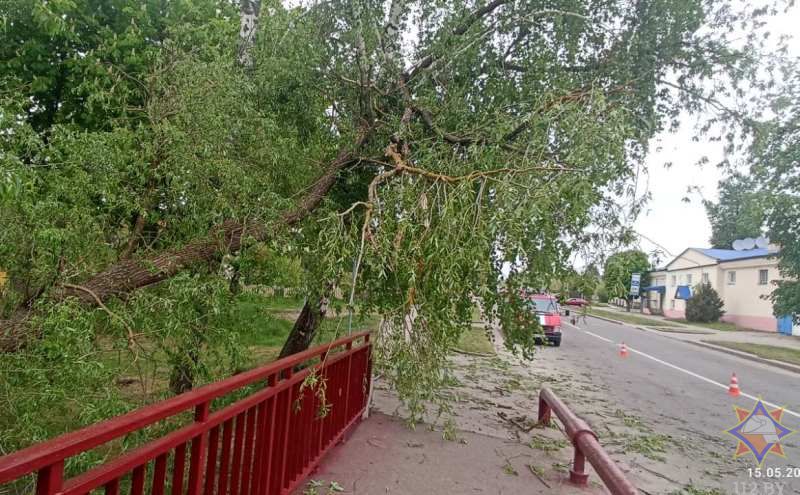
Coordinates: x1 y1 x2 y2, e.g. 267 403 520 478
656 246 777 272
693 248 771 262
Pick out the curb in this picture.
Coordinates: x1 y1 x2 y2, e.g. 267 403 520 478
586 315 800 375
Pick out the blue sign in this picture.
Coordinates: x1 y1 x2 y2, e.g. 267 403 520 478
630 272 641 297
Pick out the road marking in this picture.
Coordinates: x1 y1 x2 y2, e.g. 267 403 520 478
584 330 613 343
566 323 800 419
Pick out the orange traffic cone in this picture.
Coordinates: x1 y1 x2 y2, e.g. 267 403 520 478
728 372 741 397
618 341 629 358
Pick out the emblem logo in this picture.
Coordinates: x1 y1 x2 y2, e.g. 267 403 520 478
724 396 795 466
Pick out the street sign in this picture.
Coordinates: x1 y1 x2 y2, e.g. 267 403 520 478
630 272 641 297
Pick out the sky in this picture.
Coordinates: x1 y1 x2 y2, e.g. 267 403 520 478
633 3 799 264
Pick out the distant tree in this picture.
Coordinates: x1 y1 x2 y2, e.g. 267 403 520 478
555 265 598 300
596 283 609 303
575 265 600 299
686 283 725 323
603 250 651 311
704 174 766 249
751 71 800 321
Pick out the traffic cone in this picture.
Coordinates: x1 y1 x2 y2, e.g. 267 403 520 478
728 372 741 397
618 341 629 358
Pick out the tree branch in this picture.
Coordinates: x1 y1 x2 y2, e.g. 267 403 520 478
1 126 373 351
61 283 140 359
403 0 513 82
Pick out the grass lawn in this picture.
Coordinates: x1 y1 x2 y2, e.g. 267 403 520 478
588 308 680 328
100 292 300 401
647 326 712 334
256 295 305 310
454 326 495 355
704 341 800 366
666 319 744 332
472 305 484 322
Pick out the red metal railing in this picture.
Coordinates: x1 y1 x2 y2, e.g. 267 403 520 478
0 332 372 495
537 387 638 495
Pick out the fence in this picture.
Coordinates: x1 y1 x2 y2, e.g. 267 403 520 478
537 387 638 495
0 332 372 495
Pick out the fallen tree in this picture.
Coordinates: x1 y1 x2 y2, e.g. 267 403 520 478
1 0 789 452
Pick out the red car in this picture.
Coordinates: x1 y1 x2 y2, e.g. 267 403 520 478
564 297 589 307
527 294 562 347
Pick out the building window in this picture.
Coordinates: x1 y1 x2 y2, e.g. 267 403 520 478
671 275 677 286
759 269 768 285
687 274 692 285
728 271 736 285
701 273 709 284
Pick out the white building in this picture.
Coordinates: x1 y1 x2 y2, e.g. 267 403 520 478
644 246 787 332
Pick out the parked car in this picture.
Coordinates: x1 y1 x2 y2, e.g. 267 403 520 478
526 294 562 346
564 297 589 307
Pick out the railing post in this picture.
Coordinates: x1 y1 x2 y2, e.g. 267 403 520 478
318 351 329 453
341 342 354 431
362 335 373 417
187 401 210 495
537 396 551 425
259 374 278 495
279 367 294 494
36 461 63 495
569 447 589 485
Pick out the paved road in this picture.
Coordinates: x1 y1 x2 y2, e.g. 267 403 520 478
561 315 800 492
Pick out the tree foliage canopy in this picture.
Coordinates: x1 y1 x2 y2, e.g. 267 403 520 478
751 70 800 320
0 0 790 451
602 250 651 301
704 173 766 249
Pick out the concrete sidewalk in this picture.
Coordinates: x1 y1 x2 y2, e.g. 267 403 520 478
293 327 636 495
591 305 800 371
299 412 605 494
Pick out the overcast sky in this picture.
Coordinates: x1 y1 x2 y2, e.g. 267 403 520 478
633 3 799 263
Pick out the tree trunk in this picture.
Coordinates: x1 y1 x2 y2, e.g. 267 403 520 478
52 219 259 304
278 295 329 359
0 128 371 351
238 0 261 67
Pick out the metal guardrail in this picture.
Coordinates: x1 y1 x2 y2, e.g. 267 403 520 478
537 387 638 495
0 333 372 495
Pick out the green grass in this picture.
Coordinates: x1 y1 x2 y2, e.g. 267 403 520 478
471 305 483 322
703 341 800 366
666 319 744 331
453 326 495 355
647 326 712 334
255 295 305 311
625 433 670 460
225 293 299 348
99 293 299 400
528 434 568 451
588 308 680 327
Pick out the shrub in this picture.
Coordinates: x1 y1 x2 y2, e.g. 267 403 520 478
686 283 725 323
